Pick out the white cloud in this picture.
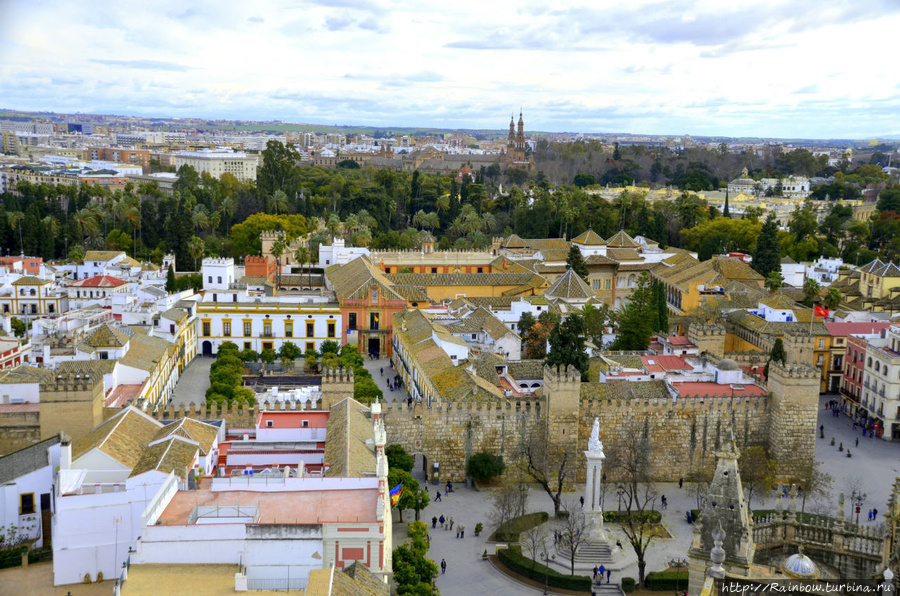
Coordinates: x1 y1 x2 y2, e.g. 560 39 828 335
2 0 899 137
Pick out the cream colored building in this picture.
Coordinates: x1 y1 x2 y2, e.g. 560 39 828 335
172 150 257 182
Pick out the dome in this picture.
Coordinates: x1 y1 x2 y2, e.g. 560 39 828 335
717 358 740 371
731 167 756 188
782 550 820 581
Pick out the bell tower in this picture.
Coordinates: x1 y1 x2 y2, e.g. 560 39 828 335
516 109 525 152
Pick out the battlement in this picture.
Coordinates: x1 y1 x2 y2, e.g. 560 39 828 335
383 395 543 416
322 366 355 384
244 256 270 265
542 364 580 387
149 401 259 425
40 372 102 392
688 323 726 339
202 257 234 267
580 394 767 411
768 360 819 380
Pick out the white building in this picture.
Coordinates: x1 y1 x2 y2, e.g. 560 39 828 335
318 238 370 268
780 257 806 287
172 150 257 182
0 434 62 549
52 408 221 585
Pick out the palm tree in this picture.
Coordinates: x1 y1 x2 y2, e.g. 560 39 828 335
824 287 842 311
295 245 311 288
354 225 373 248
356 209 377 230
267 190 289 214
412 210 428 230
765 271 784 292
192 206 210 235
803 277 821 306
270 234 287 288
325 214 341 241
72 208 98 247
344 214 359 236
188 236 205 271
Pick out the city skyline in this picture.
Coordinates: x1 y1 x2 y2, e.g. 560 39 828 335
2 0 899 139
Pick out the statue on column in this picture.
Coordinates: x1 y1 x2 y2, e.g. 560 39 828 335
588 418 604 456
584 417 607 539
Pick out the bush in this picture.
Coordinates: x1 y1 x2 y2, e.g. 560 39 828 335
645 571 689 591
467 452 505 482
491 512 549 543
386 444 415 473
0 546 28 570
603 510 662 524
622 577 636 593
497 546 592 592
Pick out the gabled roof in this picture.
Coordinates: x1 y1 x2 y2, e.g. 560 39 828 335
544 269 593 300
323 398 375 478
152 418 219 455
605 230 639 248
80 323 132 349
120 333 172 372
128 435 199 479
501 234 527 249
0 433 62 485
388 272 541 287
607 248 642 262
71 274 128 288
572 228 606 246
709 257 764 282
83 250 125 262
73 406 164 468
585 254 618 266
327 256 407 303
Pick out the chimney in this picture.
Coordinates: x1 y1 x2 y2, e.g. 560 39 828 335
59 433 72 471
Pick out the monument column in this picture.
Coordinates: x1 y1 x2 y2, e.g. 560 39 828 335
585 417 606 535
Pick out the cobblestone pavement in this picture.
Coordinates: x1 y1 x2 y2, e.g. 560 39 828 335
170 355 213 406
363 356 405 404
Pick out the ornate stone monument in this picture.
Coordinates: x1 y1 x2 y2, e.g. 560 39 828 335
584 417 607 540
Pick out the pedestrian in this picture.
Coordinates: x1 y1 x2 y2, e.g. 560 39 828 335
598 565 605 583
874 508 878 519
436 491 442 502
661 495 667 509
580 495 585 508
432 516 438 529
607 569 612 583
446 481 452 493
679 477 684 489
594 565 599 580
856 437 859 447
460 525 465 538
449 517 454 531
456 527 460 538
380 367 383 376
439 514 445 528
441 559 447 574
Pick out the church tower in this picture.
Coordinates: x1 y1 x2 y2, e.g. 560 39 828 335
516 109 525 152
508 115 516 150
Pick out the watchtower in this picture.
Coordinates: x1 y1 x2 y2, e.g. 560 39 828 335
39 372 104 444
321 366 355 410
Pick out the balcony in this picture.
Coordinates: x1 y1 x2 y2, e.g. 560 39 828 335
259 332 274 338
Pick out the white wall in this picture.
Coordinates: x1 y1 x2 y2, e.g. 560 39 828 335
0 443 59 548
0 381 40 404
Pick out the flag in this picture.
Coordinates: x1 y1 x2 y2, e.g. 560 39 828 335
390 483 403 507
814 306 829 318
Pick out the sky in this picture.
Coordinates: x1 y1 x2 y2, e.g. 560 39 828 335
2 0 899 139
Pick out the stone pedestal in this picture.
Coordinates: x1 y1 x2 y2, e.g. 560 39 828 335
584 449 607 541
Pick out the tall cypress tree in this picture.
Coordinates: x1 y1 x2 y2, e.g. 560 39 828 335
654 280 669 334
752 213 781 280
565 245 589 282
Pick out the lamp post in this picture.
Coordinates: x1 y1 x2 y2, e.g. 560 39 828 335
617 486 624 512
669 557 688 596
540 548 555 595
851 489 867 525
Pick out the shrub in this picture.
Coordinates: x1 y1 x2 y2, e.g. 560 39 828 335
497 546 592 591
603 510 662 524
467 452 505 482
386 444 415 473
491 512 549 543
622 577 636 593
645 571 689 591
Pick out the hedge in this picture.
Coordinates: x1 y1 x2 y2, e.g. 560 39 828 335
622 577 637 593
0 546 27 569
645 571 689 591
497 546 592 592
603 510 662 524
491 512 549 543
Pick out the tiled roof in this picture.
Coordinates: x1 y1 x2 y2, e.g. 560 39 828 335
324 398 375 478
605 230 640 248
128 436 199 479
0 434 62 485
73 407 164 469
572 229 606 246
153 418 219 455
160 308 188 323
56 359 117 377
709 257 764 282
507 360 544 380
0 365 52 385
335 562 390 596
607 248 642 262
83 251 125 262
538 248 571 262
390 284 432 302
121 334 173 372
81 323 132 349
858 259 900 277
387 272 540 287
544 269 593 300
471 352 504 387
501 234 527 249
465 296 516 310
585 254 618 266
781 256 798 264
70 274 127 288
11 276 50 286
327 256 406 303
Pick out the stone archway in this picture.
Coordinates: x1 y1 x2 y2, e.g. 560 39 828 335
202 340 213 356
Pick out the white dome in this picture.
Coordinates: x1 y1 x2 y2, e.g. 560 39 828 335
782 551 819 580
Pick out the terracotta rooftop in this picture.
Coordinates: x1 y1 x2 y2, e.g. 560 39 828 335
324 398 375 478
70 274 127 288
158 487 378 525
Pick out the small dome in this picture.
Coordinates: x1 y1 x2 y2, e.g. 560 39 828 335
782 550 819 581
717 358 740 371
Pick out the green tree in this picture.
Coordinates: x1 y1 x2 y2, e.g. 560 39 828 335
386 444 415 473
354 376 384 404
765 271 784 292
752 213 781 280
581 302 613 348
802 277 821 307
388 469 420 523
240 348 259 364
10 318 26 338
467 452 505 482
764 337 787 378
824 287 842 310
278 341 303 371
565 245 589 281
613 273 655 350
545 313 589 381
229 213 308 256
165 266 177 293
259 348 277 374
653 280 669 334
740 446 777 503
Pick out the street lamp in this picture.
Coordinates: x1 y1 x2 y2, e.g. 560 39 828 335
669 557 688 596
617 486 625 512
851 489 867 525
540 548 556 595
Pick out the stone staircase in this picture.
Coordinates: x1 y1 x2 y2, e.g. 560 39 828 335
556 540 614 566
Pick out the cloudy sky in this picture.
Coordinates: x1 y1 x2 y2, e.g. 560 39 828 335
2 0 899 138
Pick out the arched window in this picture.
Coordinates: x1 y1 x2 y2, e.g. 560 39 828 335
875 362 880 372
868 357 873 368
29 289 36 296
